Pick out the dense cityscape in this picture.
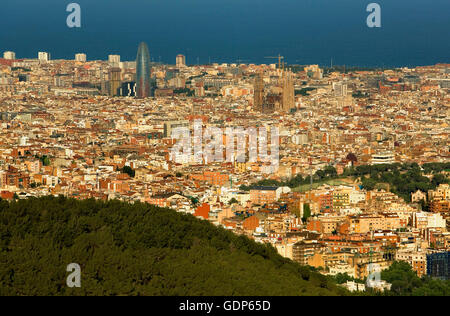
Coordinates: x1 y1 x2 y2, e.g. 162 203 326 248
0 42 449 295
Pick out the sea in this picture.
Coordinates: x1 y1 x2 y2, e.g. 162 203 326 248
0 0 449 67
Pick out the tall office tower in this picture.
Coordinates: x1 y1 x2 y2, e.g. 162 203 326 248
38 52 51 62
427 252 449 280
108 68 122 97
254 73 264 112
176 54 186 67
75 53 87 62
99 67 108 95
3 51 16 60
108 55 121 67
282 70 295 112
136 42 151 99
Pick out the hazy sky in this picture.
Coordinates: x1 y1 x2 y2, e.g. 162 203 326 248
0 0 449 66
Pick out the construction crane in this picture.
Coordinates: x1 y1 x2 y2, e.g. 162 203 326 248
265 55 284 69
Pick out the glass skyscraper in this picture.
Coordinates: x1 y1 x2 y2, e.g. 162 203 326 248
136 42 151 98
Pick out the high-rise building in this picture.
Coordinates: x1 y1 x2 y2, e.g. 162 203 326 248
119 81 136 97
333 82 348 97
176 54 186 68
282 70 295 112
253 73 264 112
136 42 151 99
3 51 16 60
427 252 449 281
75 53 87 62
108 68 122 97
38 52 51 62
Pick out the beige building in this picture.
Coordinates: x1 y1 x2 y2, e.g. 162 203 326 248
348 212 407 234
411 190 427 203
428 184 450 202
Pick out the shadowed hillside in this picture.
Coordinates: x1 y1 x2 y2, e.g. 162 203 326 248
0 196 348 296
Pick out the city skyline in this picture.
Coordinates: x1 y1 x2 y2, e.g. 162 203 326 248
3 46 450 69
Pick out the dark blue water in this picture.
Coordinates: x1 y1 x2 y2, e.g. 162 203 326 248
0 0 448 67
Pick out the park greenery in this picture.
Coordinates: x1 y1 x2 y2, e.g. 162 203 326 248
302 203 311 222
333 273 365 285
381 261 450 296
295 87 316 96
118 166 135 178
240 162 450 202
35 155 51 167
0 196 349 296
332 261 450 296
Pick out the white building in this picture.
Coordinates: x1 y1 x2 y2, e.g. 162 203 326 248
343 281 365 292
120 61 136 70
18 136 28 146
366 280 392 292
371 152 395 165
412 212 446 229
3 51 16 60
38 52 51 62
108 55 121 67
328 263 356 278
75 53 87 62
349 190 366 204
332 82 348 97
292 133 309 145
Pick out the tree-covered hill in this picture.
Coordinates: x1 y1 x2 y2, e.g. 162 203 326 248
0 196 348 296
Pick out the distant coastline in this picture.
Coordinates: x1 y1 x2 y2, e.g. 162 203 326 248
2 52 449 70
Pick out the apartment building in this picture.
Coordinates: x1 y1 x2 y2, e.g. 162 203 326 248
250 187 281 205
292 241 325 265
396 250 427 277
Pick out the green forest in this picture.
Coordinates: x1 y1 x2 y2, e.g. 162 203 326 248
0 196 349 296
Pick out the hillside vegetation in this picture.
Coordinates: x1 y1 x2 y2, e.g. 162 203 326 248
0 196 348 296
241 162 450 202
